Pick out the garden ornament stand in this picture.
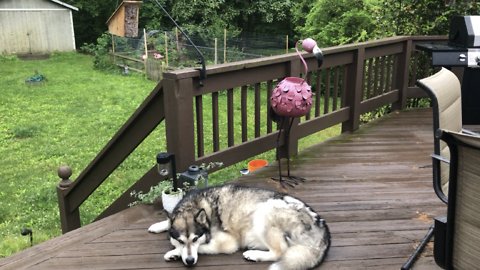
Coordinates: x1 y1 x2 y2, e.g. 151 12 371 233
270 38 323 187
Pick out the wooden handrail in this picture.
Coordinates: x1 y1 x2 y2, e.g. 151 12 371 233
57 35 447 233
57 82 166 233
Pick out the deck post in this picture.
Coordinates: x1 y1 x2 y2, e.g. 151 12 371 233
392 39 413 110
56 166 81 233
342 47 365 132
163 75 196 172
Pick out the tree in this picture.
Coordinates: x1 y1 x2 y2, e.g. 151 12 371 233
298 0 376 46
138 0 295 38
376 0 480 36
62 0 118 47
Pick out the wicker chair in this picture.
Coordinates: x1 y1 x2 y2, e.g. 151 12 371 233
436 129 480 269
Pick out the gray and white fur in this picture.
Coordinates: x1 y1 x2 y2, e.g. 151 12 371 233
148 184 330 270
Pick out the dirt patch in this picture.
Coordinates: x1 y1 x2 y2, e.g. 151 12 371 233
17 53 50 60
415 211 431 223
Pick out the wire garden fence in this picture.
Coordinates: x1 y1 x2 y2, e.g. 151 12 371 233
111 29 291 81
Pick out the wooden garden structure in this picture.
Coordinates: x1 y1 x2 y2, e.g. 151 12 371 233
107 0 142 38
2 35 470 269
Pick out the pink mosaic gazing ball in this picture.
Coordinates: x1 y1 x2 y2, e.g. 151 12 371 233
270 77 313 117
302 38 317 53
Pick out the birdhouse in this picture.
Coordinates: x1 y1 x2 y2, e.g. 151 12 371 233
106 1 142 37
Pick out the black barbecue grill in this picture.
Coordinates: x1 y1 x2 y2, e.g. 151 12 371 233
417 15 480 125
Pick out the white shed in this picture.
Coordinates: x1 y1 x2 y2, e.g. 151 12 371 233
0 0 78 54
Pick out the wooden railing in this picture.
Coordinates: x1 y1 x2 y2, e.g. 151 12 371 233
57 35 446 233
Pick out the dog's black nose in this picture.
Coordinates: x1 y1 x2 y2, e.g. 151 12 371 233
185 257 195 266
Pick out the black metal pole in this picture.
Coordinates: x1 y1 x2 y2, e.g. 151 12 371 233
170 154 178 192
151 0 206 85
401 225 434 270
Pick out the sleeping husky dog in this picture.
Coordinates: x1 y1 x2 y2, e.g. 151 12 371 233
148 184 330 270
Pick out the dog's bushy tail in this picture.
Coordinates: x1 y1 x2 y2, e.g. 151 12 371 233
272 218 330 270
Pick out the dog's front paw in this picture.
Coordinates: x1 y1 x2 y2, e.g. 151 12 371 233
243 250 279 262
164 249 181 261
148 220 170 233
243 250 264 262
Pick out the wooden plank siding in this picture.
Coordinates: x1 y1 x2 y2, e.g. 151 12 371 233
0 0 78 54
0 108 445 269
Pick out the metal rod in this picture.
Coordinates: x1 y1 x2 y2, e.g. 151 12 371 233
401 225 434 270
151 0 206 85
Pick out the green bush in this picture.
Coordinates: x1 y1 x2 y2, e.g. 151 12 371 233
299 0 376 47
80 32 116 71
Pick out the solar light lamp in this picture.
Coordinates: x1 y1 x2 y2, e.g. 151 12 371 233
156 152 178 191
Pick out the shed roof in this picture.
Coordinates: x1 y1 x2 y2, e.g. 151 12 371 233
106 0 142 25
49 0 78 11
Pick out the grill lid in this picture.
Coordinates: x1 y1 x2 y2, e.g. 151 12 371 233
449 16 480 48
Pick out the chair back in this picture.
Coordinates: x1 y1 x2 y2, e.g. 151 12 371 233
439 130 480 269
416 68 463 200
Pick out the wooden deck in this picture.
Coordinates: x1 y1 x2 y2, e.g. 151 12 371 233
0 108 446 270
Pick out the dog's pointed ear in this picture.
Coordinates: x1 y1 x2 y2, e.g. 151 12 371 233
194 209 210 227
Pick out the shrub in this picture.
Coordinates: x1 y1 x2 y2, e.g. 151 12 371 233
80 32 116 71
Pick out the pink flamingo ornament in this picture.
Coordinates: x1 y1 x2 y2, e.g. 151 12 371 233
270 38 323 187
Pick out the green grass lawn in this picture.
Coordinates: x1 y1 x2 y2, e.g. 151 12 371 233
0 53 158 257
0 52 339 258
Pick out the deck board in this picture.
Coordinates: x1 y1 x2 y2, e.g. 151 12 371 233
0 108 445 270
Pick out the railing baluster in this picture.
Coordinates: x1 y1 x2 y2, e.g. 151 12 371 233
305 75 312 121
374 57 381 97
241 85 248 142
254 83 261 137
324 68 331 115
342 65 348 108
379 56 386 94
227 88 234 147
410 51 419 86
267 80 273 134
195 95 204 157
315 70 322 117
385 55 393 91
366 58 374 99
212 92 219 152
391 54 399 88
333 66 340 111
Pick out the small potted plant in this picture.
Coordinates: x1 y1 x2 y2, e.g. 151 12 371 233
160 182 184 213
130 153 183 213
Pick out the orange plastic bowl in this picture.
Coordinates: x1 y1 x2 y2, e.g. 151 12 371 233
248 159 268 172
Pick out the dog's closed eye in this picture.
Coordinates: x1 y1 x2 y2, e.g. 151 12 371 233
192 236 199 243
176 239 185 244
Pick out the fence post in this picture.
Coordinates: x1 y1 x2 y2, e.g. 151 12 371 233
286 35 289 54
342 46 365 132
392 39 413 110
214 38 218 65
163 74 196 171
165 31 169 67
224 28 227 63
56 166 81 233
143 28 148 74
